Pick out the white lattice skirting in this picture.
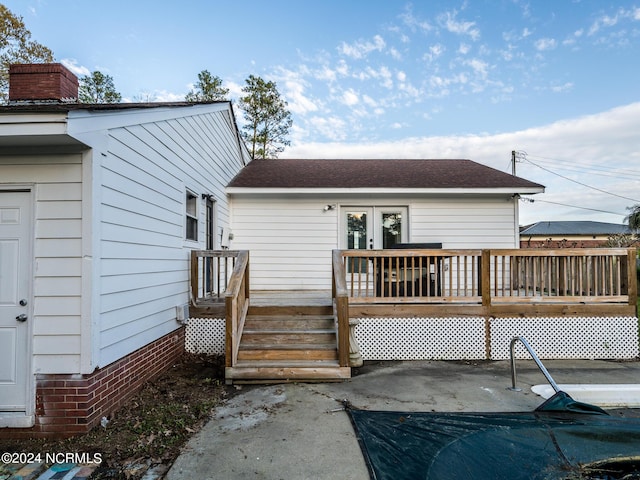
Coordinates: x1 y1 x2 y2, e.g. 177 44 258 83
490 316 639 360
185 316 639 361
355 317 487 360
185 318 225 355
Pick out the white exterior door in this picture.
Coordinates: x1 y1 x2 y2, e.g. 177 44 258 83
343 206 408 250
0 191 32 422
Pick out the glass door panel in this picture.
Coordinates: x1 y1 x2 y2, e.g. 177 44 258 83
345 209 372 273
381 211 403 249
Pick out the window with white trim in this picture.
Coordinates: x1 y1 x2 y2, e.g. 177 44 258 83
185 190 198 241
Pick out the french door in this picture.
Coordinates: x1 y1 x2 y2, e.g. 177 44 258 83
343 206 408 250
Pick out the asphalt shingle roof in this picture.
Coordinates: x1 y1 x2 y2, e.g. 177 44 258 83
227 159 545 190
520 221 631 235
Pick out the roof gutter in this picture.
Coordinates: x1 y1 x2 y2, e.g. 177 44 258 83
226 186 545 195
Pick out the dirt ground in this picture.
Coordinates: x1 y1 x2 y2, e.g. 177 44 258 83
0 353 230 479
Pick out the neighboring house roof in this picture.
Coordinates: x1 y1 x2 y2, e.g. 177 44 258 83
520 221 631 236
227 159 544 193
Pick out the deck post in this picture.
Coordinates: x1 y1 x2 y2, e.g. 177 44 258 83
332 249 351 367
190 250 198 303
626 247 638 313
481 250 491 311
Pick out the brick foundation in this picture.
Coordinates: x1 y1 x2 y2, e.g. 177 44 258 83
1 328 185 438
519 240 607 248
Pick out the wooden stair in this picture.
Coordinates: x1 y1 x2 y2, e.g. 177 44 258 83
225 304 351 384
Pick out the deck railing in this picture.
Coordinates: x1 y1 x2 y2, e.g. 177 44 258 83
190 250 240 303
190 250 250 369
337 248 637 317
493 248 633 303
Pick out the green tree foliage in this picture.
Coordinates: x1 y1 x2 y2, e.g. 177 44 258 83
79 70 122 103
625 204 640 233
0 4 54 102
185 70 228 102
238 74 292 159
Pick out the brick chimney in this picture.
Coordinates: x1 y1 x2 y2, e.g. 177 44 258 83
9 63 79 103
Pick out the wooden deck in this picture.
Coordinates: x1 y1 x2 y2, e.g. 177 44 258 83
190 248 638 384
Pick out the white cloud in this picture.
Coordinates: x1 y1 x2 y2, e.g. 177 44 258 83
226 80 244 99
274 67 319 115
397 80 422 99
399 5 433 33
428 72 468 95
465 58 489 78
335 60 349 77
439 11 480 41
307 116 349 141
338 35 386 59
341 89 359 106
551 82 573 93
61 59 90 77
348 65 392 87
389 47 402 60
588 7 640 36
589 13 620 35
362 95 378 108
284 102 640 225
424 43 445 62
315 65 337 83
151 90 185 102
534 38 557 51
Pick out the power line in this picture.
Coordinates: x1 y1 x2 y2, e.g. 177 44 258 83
520 198 625 217
522 156 640 203
526 153 640 178
526 155 640 180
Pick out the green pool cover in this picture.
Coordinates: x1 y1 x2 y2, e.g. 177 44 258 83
347 393 640 480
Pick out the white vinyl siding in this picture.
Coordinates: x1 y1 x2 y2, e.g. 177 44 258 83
230 197 338 290
0 154 83 374
410 196 518 248
230 194 519 290
1 104 247 377
90 108 244 367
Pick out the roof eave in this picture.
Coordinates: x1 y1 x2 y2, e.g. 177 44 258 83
0 111 87 150
226 187 545 195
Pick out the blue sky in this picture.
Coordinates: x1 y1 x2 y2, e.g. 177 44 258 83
5 0 640 226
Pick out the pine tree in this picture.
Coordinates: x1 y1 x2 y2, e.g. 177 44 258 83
79 71 122 103
238 74 292 159
185 70 228 102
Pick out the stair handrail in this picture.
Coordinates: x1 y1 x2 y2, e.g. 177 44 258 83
225 250 250 369
332 250 350 367
508 336 560 393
